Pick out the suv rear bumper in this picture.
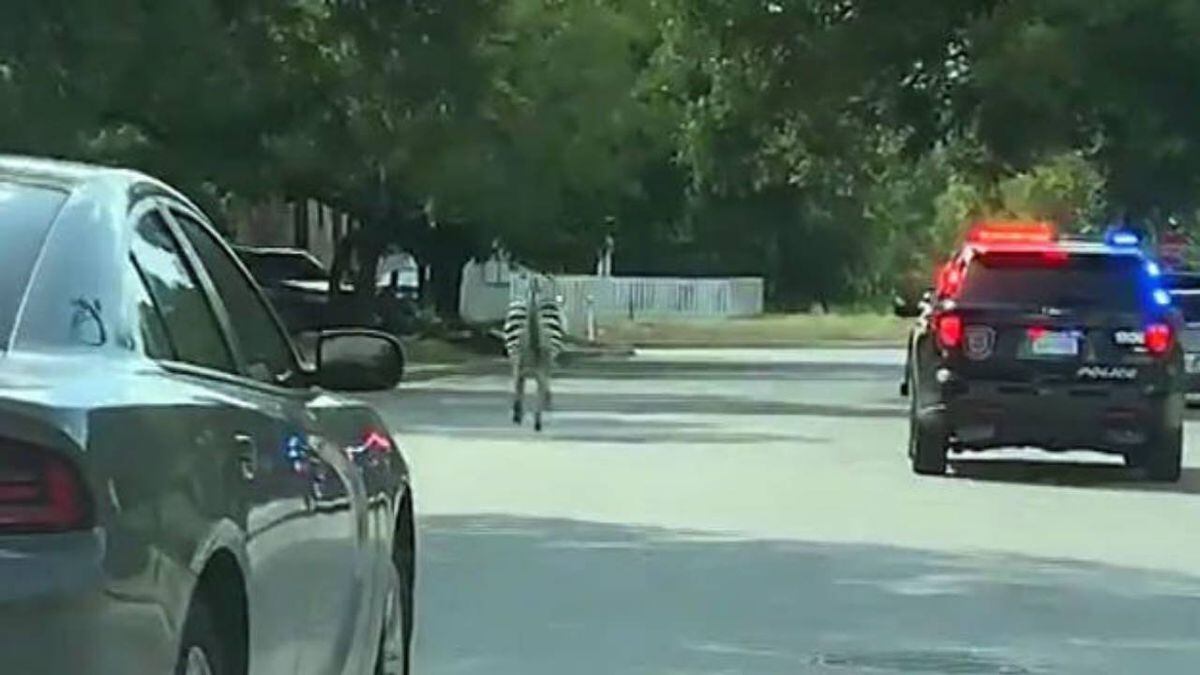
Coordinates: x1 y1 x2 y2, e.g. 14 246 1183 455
925 380 1183 454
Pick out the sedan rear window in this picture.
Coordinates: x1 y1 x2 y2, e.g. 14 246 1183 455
960 252 1147 310
0 181 66 348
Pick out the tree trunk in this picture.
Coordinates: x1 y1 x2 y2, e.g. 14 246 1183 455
427 248 469 322
425 222 474 323
328 226 387 328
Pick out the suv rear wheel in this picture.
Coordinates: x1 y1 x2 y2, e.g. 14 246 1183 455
1145 424 1183 483
908 395 948 476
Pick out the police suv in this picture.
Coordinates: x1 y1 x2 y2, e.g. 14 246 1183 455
899 222 1185 482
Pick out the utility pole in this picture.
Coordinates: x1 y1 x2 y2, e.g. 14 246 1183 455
596 233 615 277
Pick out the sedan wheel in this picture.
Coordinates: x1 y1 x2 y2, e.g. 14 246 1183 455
183 647 215 675
376 562 409 675
175 596 225 675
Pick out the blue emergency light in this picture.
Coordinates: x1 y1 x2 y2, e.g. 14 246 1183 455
1106 229 1141 247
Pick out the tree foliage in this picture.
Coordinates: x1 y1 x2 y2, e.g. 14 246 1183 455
2 0 1198 310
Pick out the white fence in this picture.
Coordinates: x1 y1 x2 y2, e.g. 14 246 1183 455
461 262 764 336
534 275 764 336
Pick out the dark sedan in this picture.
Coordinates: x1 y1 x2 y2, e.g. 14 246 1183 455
0 156 414 675
1164 272 1200 391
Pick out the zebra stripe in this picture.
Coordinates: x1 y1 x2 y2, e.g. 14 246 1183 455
506 277 565 430
503 299 565 361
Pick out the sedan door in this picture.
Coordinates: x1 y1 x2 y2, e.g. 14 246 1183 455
295 399 379 675
128 205 311 673
162 204 375 675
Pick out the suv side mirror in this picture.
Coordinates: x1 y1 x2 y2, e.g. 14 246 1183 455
893 295 921 319
317 330 406 392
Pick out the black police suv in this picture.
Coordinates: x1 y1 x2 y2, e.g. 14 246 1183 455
898 224 1185 482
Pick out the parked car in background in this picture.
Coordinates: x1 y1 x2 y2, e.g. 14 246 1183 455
1164 271 1200 391
235 246 336 334
237 246 420 340
0 156 415 675
377 250 421 302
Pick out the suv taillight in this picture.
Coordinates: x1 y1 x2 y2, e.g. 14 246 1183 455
936 313 963 350
1145 323 1173 356
0 444 90 534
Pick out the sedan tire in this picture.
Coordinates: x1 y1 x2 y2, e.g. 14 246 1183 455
377 506 415 675
176 597 225 675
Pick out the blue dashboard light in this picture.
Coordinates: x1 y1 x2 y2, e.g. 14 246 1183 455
1154 288 1172 307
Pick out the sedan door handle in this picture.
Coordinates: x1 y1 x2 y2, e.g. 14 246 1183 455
234 433 258 481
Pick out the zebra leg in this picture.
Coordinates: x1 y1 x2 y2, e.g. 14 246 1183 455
534 362 550 432
537 363 552 413
512 362 525 425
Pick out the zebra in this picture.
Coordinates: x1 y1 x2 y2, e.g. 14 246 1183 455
503 276 566 431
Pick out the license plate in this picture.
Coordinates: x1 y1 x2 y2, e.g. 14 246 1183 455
1029 331 1079 357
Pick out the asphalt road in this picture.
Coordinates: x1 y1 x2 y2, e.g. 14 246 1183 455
367 348 1200 675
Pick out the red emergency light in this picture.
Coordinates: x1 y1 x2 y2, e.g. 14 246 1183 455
966 220 1057 245
935 261 964 297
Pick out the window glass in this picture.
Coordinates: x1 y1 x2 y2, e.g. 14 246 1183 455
0 181 66 348
130 211 233 371
129 259 174 360
173 211 297 385
962 253 1146 310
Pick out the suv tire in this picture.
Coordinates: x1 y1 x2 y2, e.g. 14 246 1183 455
1146 424 1183 483
909 396 948 476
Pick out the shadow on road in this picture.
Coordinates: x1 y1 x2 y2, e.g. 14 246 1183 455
393 411 831 445
563 359 902 382
384 387 905 422
415 515 1200 675
949 460 1200 496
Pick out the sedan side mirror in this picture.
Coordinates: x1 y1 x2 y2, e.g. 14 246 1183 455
317 330 406 392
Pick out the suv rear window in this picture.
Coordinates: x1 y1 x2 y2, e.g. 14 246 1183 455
0 181 66 348
960 252 1147 310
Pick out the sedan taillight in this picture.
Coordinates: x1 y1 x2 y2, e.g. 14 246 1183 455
0 444 91 534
